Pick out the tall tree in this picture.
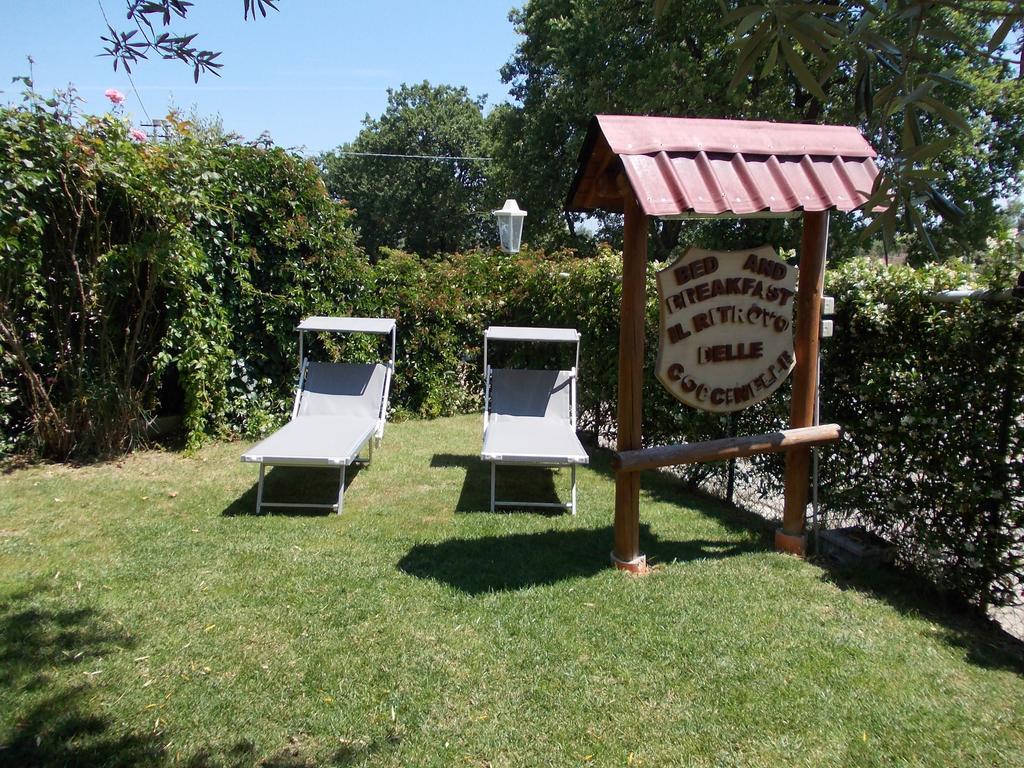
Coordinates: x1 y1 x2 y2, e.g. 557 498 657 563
494 0 827 255
320 82 494 258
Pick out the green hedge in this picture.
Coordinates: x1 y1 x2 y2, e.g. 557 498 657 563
821 256 1023 608
0 99 367 458
369 245 788 490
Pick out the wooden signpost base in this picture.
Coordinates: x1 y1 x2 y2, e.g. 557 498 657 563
775 529 808 556
611 551 648 573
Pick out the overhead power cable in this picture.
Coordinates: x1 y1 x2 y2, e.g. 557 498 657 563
331 151 494 162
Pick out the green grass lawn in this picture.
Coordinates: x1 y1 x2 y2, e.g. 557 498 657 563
1 414 1022 767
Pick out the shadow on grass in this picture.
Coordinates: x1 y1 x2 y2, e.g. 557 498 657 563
816 559 1024 676
183 739 385 767
406 444 771 593
398 523 765 594
430 453 567 515
0 586 390 767
585 444 774 538
223 465 364 517
0 585 165 765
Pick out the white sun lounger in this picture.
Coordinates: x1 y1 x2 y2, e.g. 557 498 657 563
481 326 589 514
241 316 396 514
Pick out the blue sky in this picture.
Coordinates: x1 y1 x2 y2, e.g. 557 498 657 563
0 1 524 154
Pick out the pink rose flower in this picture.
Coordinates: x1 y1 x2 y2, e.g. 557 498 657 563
105 88 126 105
130 128 147 142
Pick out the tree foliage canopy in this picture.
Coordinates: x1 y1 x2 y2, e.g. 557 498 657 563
711 0 1024 254
494 0 1024 261
493 0 753 254
319 82 495 258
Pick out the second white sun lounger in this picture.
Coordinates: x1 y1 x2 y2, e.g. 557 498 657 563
481 326 589 514
241 316 396 514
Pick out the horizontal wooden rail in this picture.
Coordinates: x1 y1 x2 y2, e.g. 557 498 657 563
613 423 843 473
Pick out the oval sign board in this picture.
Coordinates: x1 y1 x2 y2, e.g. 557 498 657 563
655 245 797 413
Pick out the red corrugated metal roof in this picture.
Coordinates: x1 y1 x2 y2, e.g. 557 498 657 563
567 115 880 218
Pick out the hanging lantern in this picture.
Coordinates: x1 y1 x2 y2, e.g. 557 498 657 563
493 199 527 253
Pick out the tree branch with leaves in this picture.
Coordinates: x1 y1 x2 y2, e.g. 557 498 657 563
100 0 279 82
703 0 1024 253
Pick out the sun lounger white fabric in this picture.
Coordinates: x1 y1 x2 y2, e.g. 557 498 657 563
247 363 387 464
296 362 387 421
243 417 378 467
241 317 396 514
482 370 588 464
481 327 588 514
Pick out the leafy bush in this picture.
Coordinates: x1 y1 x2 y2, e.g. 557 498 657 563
1 100 181 457
0 93 367 458
821 256 1023 608
156 127 371 440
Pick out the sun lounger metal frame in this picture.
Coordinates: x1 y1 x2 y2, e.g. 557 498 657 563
241 316 396 514
481 326 588 514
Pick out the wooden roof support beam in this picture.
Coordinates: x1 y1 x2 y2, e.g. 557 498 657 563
779 209 830 556
612 174 648 572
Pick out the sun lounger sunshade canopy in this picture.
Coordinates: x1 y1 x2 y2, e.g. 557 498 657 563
297 316 397 334
484 326 580 343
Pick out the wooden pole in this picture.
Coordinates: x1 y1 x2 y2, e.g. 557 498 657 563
614 424 843 474
612 177 648 571
778 210 830 555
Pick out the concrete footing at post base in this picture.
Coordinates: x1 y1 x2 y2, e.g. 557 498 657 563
774 529 807 557
611 551 648 574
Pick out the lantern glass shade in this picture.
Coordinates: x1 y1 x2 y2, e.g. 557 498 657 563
493 199 527 253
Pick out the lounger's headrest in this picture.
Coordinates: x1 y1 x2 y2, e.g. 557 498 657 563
489 368 573 421
298 362 388 419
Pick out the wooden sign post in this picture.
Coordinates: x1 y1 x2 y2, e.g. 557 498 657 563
612 181 648 570
655 245 797 412
565 115 879 570
614 209 827 567
778 210 829 555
